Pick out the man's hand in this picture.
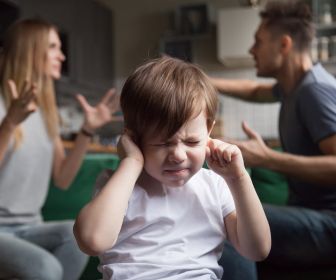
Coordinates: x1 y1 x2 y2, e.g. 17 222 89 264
229 121 271 167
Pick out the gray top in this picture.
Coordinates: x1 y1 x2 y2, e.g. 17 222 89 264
274 63 336 211
0 96 54 224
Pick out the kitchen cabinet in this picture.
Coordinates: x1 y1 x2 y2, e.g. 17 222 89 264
216 7 260 68
160 3 211 62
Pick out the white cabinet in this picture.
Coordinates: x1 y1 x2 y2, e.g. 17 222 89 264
217 7 260 67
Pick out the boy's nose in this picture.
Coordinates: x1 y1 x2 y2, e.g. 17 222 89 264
168 145 187 163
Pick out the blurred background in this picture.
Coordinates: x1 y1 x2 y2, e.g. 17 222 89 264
1 0 335 146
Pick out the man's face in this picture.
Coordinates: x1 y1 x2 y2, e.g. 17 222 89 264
249 21 283 78
141 112 209 187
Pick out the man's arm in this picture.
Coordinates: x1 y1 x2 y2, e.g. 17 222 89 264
209 77 276 103
236 123 336 186
265 134 336 185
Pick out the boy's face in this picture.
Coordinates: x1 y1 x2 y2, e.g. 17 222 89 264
141 112 210 187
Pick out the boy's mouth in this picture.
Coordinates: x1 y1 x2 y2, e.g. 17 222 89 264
163 168 189 176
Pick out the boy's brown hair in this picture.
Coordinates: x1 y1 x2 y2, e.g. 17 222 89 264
120 56 218 144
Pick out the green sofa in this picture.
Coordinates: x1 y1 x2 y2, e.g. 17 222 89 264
42 153 120 280
251 166 288 206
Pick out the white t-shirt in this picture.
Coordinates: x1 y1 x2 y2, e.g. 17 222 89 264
96 168 235 280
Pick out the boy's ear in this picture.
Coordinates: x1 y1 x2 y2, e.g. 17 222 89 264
208 120 216 136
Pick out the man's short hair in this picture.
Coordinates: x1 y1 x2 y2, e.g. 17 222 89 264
120 56 218 145
260 0 314 52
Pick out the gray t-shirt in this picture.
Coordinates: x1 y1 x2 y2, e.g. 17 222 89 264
0 96 54 224
273 63 336 211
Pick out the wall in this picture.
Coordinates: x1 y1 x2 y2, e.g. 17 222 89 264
98 0 279 140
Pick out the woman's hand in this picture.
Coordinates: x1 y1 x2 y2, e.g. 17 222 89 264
76 88 121 133
4 80 37 126
206 138 246 183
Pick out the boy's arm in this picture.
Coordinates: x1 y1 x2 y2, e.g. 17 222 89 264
209 77 276 103
224 172 271 261
73 135 143 256
206 138 271 261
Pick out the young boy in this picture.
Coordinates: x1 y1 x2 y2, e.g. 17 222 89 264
74 57 271 280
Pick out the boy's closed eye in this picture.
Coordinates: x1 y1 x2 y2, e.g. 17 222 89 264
151 139 202 147
184 140 201 146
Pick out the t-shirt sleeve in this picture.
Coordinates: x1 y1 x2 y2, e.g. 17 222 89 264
298 83 336 143
217 176 236 218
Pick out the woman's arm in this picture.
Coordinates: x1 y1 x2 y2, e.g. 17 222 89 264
51 89 120 189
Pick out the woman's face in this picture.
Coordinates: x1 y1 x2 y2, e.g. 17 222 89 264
46 29 65 80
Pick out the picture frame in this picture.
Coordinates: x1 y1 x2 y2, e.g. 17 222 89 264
176 4 209 35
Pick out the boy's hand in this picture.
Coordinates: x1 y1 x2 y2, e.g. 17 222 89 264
206 138 245 182
117 133 144 167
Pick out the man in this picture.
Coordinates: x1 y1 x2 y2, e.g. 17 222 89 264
211 1 336 279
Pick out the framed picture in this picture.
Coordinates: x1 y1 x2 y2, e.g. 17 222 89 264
160 38 193 62
176 4 209 35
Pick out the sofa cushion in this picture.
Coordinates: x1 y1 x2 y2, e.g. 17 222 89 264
251 167 288 205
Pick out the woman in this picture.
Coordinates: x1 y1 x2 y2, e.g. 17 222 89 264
0 18 119 279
